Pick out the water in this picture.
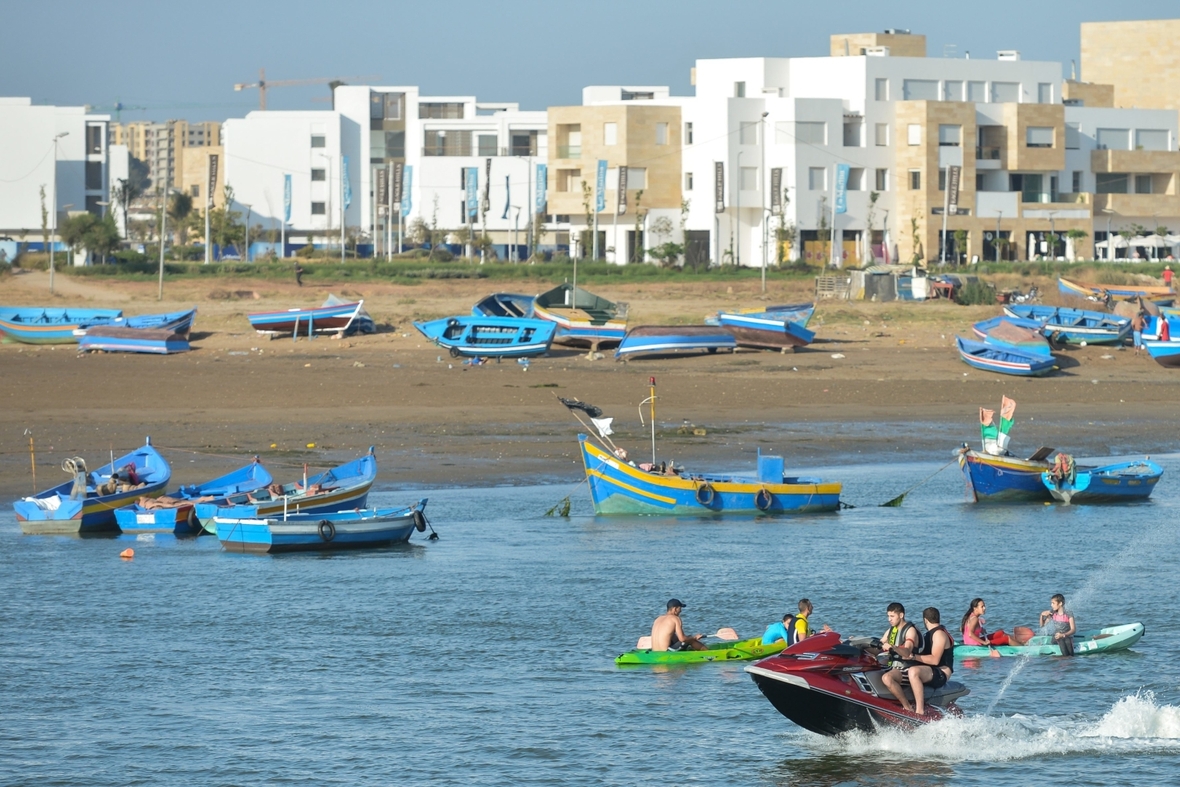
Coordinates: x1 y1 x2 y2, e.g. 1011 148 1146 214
4 454 1180 786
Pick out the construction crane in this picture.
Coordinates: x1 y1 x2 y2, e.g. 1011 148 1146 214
84 101 149 122
233 69 381 110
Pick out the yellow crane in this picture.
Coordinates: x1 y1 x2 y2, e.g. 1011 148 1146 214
233 69 381 110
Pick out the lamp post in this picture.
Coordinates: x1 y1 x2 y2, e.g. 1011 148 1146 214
735 150 742 266
1048 211 1057 261
760 111 769 293
242 203 252 261
995 211 1002 263
49 132 69 295
1101 207 1114 261
511 206 521 262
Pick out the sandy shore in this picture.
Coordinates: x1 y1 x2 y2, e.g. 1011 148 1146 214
3 268 1178 498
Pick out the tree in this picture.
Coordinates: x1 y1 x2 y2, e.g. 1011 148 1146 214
407 217 430 246
953 229 968 265
60 213 97 262
167 192 193 246
631 189 646 263
39 185 49 257
910 214 924 266
1066 228 1089 261
87 214 121 263
128 156 151 198
865 190 880 264
208 185 245 255
580 179 593 259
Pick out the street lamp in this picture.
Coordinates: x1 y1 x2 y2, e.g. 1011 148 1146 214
735 150 742 267
511 206 522 262
158 187 178 301
49 131 69 295
995 211 1002 264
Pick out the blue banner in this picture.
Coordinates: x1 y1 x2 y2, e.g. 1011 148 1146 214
465 167 479 221
834 163 849 215
535 164 547 213
283 174 291 222
595 159 607 213
400 165 412 217
342 156 352 210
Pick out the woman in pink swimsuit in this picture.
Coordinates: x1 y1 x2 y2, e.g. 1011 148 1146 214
960 598 1012 647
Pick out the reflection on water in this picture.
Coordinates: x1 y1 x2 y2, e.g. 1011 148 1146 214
770 753 953 787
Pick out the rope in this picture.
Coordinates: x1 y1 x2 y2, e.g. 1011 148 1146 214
880 457 958 507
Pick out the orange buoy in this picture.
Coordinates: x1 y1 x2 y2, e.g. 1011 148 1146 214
119 548 135 559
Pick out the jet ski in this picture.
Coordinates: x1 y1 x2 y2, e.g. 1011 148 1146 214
745 631 969 736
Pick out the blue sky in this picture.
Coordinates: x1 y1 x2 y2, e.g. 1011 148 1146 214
2 1 1175 121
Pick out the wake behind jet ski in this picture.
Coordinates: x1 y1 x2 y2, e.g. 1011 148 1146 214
745 631 969 736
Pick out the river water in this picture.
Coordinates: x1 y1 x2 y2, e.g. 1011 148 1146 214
4 453 1180 786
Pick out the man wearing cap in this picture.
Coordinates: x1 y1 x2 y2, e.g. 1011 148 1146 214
651 599 707 652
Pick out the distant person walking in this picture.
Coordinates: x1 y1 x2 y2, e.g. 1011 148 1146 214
294 262 304 287
1132 311 1146 355
1165 265 1174 289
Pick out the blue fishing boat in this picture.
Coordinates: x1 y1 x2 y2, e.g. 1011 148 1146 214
971 316 1053 356
215 500 428 553
114 457 273 536
1042 459 1163 504
414 315 555 358
471 292 535 318
194 448 378 531
0 307 124 344
108 307 197 335
532 284 628 349
13 438 172 533
247 296 373 336
1004 304 1131 345
78 327 190 355
1142 315 1180 342
1059 276 1173 300
958 447 1055 503
955 336 1056 377
707 302 814 327
1144 339 1180 367
717 306 816 350
615 325 737 359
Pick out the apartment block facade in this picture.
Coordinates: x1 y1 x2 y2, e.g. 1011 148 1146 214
111 119 221 196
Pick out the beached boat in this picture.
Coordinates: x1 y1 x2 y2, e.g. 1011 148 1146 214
615 325 737 359
717 306 816 350
0 307 124 344
1059 276 1173 300
616 637 786 666
13 438 171 534
414 315 556 358
114 458 273 536
194 448 378 530
214 500 427 553
532 284 628 349
1041 459 1163 504
1003 304 1131 345
706 302 814 327
75 307 198 338
471 292 535 318
971 316 1052 356
78 327 190 355
955 623 1145 658
1144 339 1180 367
247 295 373 337
958 447 1055 502
955 336 1056 377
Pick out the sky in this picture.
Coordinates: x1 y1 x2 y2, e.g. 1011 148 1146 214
2 1 1177 122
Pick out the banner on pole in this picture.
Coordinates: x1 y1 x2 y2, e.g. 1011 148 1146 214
400 165 412 217
483 158 492 214
770 168 783 215
595 159 607 213
392 162 404 207
947 165 962 215
283 173 291 222
714 162 725 213
465 167 479 221
834 163 849 214
376 167 388 216
535 164 547 214
342 156 352 210
207 154 219 206
617 166 628 214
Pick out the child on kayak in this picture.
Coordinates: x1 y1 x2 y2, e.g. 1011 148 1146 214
1040 594 1077 656
761 599 832 645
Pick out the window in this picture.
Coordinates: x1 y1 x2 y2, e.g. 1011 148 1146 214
656 122 669 145
510 131 539 157
848 167 865 190
310 135 326 148
808 167 826 190
556 169 581 192
85 161 103 190
740 167 758 190
875 168 888 190
424 129 473 156
944 81 964 101
1136 129 1170 151
1072 171 1082 193
938 168 946 191
1135 174 1153 194
1038 83 1053 103
902 79 939 100
991 82 1020 103
734 81 746 98
938 124 962 146
874 78 889 101
909 169 921 190
685 172 693 191
967 81 987 103
190 185 199 198
86 125 102 154
370 92 404 121
875 123 889 146
1096 173 1129 193
795 121 826 144
621 89 654 101
419 102 464 119
478 134 498 156
739 122 758 145
843 120 863 147
907 124 922 145
311 168 326 181
1096 128 1130 150
685 122 693 144
1065 123 1081 150
628 168 646 189
1026 126 1054 148
604 122 617 146
311 202 326 215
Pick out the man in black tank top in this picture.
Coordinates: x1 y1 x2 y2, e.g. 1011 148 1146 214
905 607 955 716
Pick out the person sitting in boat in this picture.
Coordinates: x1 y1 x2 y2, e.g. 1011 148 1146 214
1040 594 1076 656
762 599 833 646
960 598 1010 647
651 599 707 652
898 608 955 716
1048 453 1076 488
138 494 214 510
247 482 287 502
97 464 145 496
878 603 922 700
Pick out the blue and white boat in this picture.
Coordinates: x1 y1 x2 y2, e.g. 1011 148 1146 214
958 447 1056 503
0 307 124 344
531 284 628 349
215 500 428 553
247 296 373 336
1144 339 1180 367
115 457 273 536
1003 304 1131 345
75 307 197 338
471 292 535 318
971 315 1053 356
414 315 555 358
615 325 737 359
78 327 191 354
14 438 172 533
955 336 1056 377
1042 459 1163 504
717 305 816 350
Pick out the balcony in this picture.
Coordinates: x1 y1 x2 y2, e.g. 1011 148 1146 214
976 146 1001 160
557 145 581 159
1091 148 1180 173
1092 192 1180 216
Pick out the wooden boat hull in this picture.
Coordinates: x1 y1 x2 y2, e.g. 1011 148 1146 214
13 439 171 533
115 460 273 535
247 301 365 335
1041 460 1162 504
958 449 1052 502
0 308 123 344
1004 305 1131 345
471 293 535 318
1144 339 1180 367
79 327 190 354
414 316 555 358
215 501 426 553
717 311 815 349
579 436 841 515
615 326 737 358
956 623 1144 658
955 336 1056 377
1059 276 1174 299
532 284 628 348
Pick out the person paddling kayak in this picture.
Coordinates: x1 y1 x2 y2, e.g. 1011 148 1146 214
652 599 707 652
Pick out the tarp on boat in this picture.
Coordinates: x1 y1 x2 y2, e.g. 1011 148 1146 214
322 294 375 334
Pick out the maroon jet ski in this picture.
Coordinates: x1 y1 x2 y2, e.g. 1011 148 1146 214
745 631 969 736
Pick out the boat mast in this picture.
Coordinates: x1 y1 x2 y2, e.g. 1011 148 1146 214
649 376 656 465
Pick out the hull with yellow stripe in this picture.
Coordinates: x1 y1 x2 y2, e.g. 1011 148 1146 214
579 436 841 515
958 449 1052 502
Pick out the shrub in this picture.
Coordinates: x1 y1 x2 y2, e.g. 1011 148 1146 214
955 279 996 306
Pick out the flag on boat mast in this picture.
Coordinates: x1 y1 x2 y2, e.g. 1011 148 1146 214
590 417 614 438
997 396 1016 452
980 407 1000 455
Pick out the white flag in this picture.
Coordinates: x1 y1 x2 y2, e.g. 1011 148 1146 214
591 417 614 438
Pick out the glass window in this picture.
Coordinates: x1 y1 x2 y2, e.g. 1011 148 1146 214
1135 174 1153 194
685 172 693 191
1096 128 1130 150
311 169 326 181
1038 83 1053 103
1136 129 1170 150
848 167 865 190
621 90 654 100
1095 173 1128 194
1065 123 1081 150
311 135 326 148
909 169 921 190
808 167 826 190
371 92 404 120
938 168 946 191
85 161 103 190
874 78 889 101
1026 126 1054 148
843 120 863 147
86 125 103 154
1072 171 1082 192
991 82 1020 103
938 125 962 146
740 122 759 145
656 122 669 145
740 167 758 190
478 134 498 156
907 124 922 145
510 131 538 157
944 81 964 101
795 122 826 145
875 168 888 190
685 122 693 144
604 122 617 146
967 81 987 102
734 81 746 98
424 129 473 156
419 102 464 119
902 79 939 100
311 202 326 215
875 123 889 146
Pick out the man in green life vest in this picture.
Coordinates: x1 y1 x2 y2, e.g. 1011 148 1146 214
878 602 921 704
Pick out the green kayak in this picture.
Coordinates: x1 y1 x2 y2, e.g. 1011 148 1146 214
615 637 786 666
955 622 1144 658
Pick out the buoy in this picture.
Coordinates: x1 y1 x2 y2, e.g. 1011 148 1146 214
119 548 135 559
306 442 316 448
270 443 277 448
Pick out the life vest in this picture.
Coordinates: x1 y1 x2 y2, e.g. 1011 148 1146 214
919 624 955 673
886 621 919 665
782 614 799 645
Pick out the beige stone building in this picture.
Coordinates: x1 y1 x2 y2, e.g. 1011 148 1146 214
110 120 221 196
1081 19 1180 111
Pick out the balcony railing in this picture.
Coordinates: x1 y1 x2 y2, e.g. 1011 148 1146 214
976 146 1001 160
557 145 581 159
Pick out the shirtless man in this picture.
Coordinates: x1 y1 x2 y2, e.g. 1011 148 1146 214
651 599 707 652
138 494 214 510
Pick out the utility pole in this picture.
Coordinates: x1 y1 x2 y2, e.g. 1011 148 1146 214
49 132 68 294
760 111 768 292
159 190 167 300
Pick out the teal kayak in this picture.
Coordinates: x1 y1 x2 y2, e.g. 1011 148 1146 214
955 622 1144 658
